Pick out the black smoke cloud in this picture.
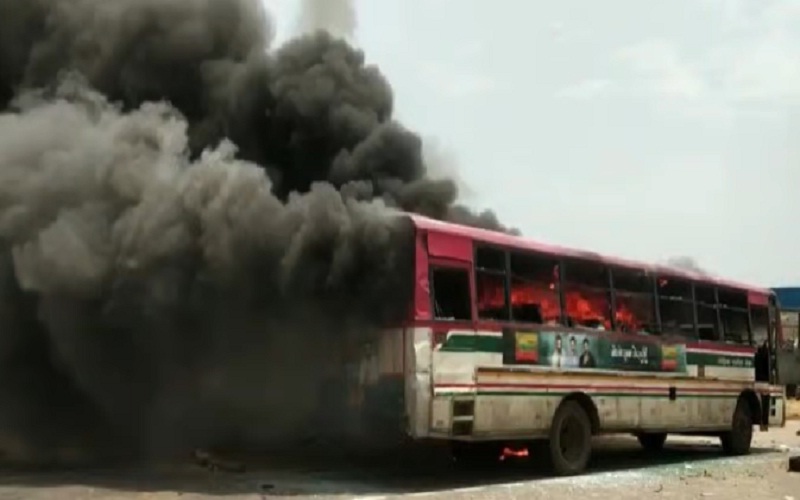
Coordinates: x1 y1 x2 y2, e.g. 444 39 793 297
665 256 713 276
0 0 510 463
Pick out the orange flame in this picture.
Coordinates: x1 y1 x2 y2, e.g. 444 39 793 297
477 276 650 331
500 447 529 460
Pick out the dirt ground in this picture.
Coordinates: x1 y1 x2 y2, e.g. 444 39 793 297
0 422 798 499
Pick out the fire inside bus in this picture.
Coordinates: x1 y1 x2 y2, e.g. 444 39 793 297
347 214 800 476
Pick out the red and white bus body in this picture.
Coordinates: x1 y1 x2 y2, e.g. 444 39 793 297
349 214 786 450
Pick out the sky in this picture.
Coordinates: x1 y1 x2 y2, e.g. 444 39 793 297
265 0 800 287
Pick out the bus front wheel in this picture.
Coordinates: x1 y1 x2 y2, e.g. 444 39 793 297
720 398 753 456
545 400 593 476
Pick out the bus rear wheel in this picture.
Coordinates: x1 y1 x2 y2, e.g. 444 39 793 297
720 398 753 456
636 432 667 451
544 400 593 476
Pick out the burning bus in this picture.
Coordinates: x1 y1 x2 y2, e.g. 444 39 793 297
344 213 798 476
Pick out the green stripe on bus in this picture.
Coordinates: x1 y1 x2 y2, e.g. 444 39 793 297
439 334 503 353
440 334 754 368
685 352 753 368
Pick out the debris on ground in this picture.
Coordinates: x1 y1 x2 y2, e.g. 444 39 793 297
192 449 246 473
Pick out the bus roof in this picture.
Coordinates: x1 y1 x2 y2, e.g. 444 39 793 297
407 213 772 297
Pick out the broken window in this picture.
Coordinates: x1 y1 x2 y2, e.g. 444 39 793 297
657 277 696 336
695 285 721 341
509 252 561 324
563 259 612 330
611 267 655 334
475 246 509 321
718 288 750 344
431 266 472 321
751 306 769 347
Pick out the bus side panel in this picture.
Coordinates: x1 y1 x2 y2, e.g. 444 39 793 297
405 326 433 439
768 385 786 428
424 327 755 439
471 370 735 434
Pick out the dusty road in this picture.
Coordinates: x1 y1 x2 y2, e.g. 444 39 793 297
0 422 798 500
788 399 800 419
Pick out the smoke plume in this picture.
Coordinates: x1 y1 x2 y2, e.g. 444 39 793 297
665 256 713 276
0 0 508 464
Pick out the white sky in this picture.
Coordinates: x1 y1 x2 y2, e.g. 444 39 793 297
265 0 800 287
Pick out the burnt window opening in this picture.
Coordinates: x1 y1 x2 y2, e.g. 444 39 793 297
509 252 561 325
657 277 696 337
751 306 769 346
718 288 750 345
563 259 612 330
611 267 656 334
695 285 721 341
476 272 508 320
751 305 770 382
475 246 509 321
431 267 472 321
476 246 506 272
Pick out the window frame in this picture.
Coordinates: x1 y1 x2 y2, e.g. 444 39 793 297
474 245 511 321
717 287 752 345
750 303 770 347
694 284 722 342
428 259 475 323
472 244 566 327
508 250 562 325
561 258 614 330
609 266 657 334
654 275 697 338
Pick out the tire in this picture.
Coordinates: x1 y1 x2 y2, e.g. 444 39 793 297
450 441 503 468
636 432 667 452
720 398 753 456
545 400 593 476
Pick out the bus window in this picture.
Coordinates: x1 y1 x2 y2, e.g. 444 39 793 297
431 267 472 321
695 285 721 341
509 252 561 324
475 246 509 321
718 288 750 344
657 278 695 337
751 305 768 347
563 260 612 330
751 305 769 382
611 267 655 334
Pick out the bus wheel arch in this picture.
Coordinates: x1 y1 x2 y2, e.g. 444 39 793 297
539 393 597 476
720 392 756 456
739 390 762 426
561 392 600 435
